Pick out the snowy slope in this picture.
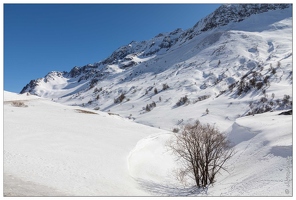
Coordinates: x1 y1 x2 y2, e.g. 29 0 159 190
4 91 292 196
128 111 292 196
4 91 166 196
217 112 292 196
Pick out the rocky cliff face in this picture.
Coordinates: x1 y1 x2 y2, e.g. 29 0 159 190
193 4 290 32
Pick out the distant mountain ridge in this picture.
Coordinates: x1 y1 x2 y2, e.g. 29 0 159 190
21 4 291 94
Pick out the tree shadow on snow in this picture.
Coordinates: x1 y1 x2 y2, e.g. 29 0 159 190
136 179 208 196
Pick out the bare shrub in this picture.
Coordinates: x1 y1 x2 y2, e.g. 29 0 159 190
216 90 227 98
172 128 179 133
167 121 234 188
237 80 245 95
162 83 169 90
11 101 28 107
249 78 256 87
94 87 103 93
176 95 189 106
75 109 97 114
89 78 98 89
94 107 100 110
228 83 236 91
114 93 126 104
256 82 264 90
283 94 291 104
145 105 151 112
260 97 268 103
193 95 210 104
108 112 120 116
145 101 156 112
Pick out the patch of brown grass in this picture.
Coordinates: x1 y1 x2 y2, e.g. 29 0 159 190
75 109 97 114
10 101 28 107
108 112 120 116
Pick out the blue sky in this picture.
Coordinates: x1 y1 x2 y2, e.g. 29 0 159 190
4 4 220 93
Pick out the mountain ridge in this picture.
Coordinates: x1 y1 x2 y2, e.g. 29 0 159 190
20 4 292 131
20 4 291 92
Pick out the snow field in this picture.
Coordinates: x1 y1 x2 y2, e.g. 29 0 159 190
215 111 292 196
4 92 165 196
4 91 292 196
128 110 292 196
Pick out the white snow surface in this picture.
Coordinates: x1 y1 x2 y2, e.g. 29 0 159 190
4 91 166 196
4 91 292 196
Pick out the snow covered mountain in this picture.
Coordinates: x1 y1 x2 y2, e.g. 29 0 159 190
6 4 293 196
20 4 292 131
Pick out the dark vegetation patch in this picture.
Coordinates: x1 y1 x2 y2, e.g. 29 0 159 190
75 109 97 114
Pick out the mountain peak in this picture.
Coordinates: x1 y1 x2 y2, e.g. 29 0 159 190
192 3 291 32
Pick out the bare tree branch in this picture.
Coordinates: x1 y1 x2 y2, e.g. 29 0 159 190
167 121 234 188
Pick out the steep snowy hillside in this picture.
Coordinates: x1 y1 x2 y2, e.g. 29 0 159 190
20 4 292 131
4 91 292 196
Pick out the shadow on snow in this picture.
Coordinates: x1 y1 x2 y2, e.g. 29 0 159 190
136 178 208 196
